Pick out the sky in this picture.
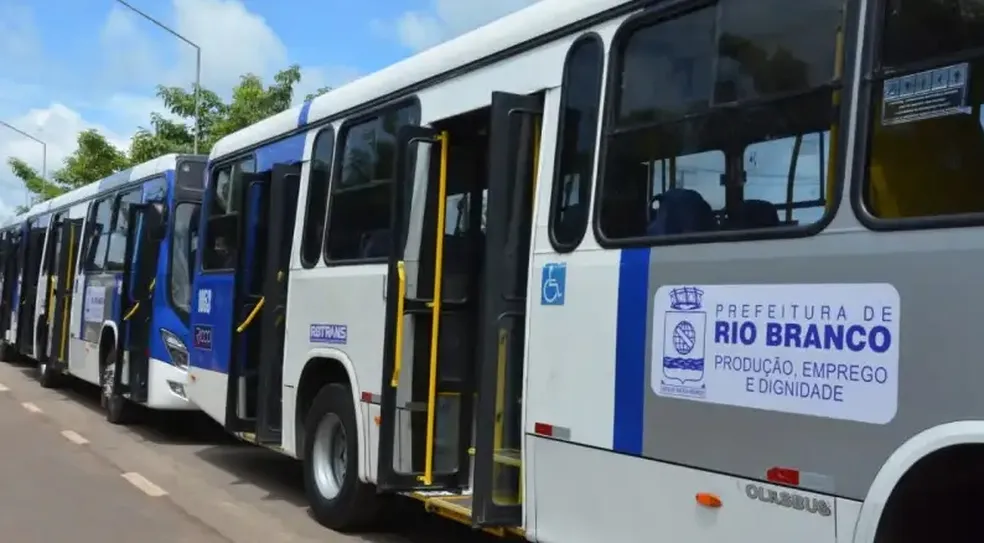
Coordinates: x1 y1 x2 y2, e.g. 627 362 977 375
0 0 541 218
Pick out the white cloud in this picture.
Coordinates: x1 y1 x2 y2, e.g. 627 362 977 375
0 103 128 215
169 0 288 92
377 0 542 51
100 5 164 88
1 0 358 218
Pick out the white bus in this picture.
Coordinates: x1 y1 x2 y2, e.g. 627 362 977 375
185 0 984 541
0 154 206 423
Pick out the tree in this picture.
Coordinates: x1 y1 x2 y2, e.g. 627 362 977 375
6 129 128 212
8 64 332 208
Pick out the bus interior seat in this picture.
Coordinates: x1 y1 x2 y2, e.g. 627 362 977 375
868 76 983 218
360 229 391 258
728 198 780 230
647 188 718 236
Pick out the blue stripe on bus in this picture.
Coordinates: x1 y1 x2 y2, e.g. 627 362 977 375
297 99 313 127
612 247 650 455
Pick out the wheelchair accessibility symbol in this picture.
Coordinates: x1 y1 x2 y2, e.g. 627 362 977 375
540 263 566 306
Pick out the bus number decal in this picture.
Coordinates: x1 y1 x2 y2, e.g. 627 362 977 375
651 283 900 424
310 324 347 345
193 324 213 351
197 288 212 315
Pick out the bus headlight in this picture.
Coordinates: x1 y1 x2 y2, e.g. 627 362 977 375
160 329 189 369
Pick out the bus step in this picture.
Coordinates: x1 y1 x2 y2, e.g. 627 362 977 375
235 432 284 452
407 490 523 538
466 447 522 468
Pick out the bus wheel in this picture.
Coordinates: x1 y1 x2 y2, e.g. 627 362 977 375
303 383 379 532
101 347 131 425
37 357 60 389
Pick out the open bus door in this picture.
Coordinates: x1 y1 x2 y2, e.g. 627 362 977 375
114 202 164 404
471 91 542 527
18 220 46 356
13 223 30 353
225 164 299 444
48 219 82 373
377 125 478 494
0 232 12 339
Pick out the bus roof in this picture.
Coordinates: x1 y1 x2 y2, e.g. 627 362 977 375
0 153 201 229
210 0 631 161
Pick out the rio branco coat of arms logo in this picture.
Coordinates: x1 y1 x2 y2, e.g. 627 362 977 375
659 286 707 399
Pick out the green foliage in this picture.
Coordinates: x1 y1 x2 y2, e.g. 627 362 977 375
7 64 333 210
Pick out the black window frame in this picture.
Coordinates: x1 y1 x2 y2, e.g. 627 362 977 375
592 0 859 248
301 127 335 268
83 195 115 273
104 186 144 272
322 98 421 266
200 154 256 273
851 0 984 231
167 200 200 323
549 32 606 253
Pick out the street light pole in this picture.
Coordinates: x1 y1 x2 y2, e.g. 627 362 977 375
114 0 202 154
0 120 47 207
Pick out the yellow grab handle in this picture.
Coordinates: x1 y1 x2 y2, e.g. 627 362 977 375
390 261 407 388
418 130 449 486
123 302 140 321
236 297 265 333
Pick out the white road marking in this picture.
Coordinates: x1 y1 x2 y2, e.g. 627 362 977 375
61 430 89 445
0 383 8 391
21 402 42 413
121 472 168 497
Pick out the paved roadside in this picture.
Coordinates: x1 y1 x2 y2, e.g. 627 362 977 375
0 377 229 543
0 360 502 543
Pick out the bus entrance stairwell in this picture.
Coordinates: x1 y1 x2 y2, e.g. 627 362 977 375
256 164 301 444
226 165 300 442
115 203 164 403
472 91 543 527
17 221 42 354
377 124 479 494
49 219 81 372
0 233 15 341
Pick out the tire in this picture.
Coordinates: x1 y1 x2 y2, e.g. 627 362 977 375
303 383 380 532
37 356 60 389
101 347 132 425
36 326 59 389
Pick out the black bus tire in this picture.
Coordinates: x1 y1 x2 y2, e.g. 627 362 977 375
303 383 380 532
101 347 131 425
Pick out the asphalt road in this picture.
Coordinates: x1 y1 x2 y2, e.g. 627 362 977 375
0 376 228 542
0 359 503 543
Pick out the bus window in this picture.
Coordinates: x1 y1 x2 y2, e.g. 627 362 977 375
324 105 417 262
105 189 143 271
84 197 113 272
864 0 984 220
549 35 603 251
176 159 205 189
203 157 255 270
597 0 844 241
301 128 334 268
170 202 199 319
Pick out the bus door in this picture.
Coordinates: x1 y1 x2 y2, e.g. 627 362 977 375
17 221 41 354
49 218 82 372
114 203 164 403
226 164 300 442
471 91 542 527
377 119 486 494
0 232 12 338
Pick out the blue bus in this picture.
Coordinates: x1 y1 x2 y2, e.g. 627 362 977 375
0 154 206 423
